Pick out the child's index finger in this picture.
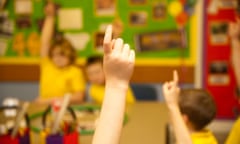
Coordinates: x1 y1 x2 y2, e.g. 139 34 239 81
103 25 113 54
173 70 179 83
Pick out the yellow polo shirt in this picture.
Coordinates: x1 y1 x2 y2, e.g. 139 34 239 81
89 84 136 104
191 129 218 144
225 117 240 144
40 58 86 99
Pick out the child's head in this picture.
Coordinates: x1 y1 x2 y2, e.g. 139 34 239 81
179 89 216 131
85 55 105 85
49 38 77 68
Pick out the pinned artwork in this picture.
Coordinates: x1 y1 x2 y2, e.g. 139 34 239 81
135 29 186 52
0 0 7 10
27 32 40 56
210 22 228 45
129 11 148 26
16 16 31 29
14 0 33 15
208 61 230 86
64 33 90 51
0 11 14 37
94 32 105 52
58 8 83 30
95 0 116 16
13 33 25 56
152 2 167 20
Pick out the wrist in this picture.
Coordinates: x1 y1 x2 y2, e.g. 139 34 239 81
105 81 129 91
167 103 180 111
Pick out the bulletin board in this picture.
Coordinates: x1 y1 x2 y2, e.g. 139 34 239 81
0 0 199 67
204 0 240 118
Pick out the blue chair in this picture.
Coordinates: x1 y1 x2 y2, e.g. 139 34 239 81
130 84 158 101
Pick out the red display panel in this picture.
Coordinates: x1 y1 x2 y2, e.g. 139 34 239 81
204 0 240 118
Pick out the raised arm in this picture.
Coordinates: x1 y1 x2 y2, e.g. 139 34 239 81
92 25 135 144
229 19 240 88
41 2 55 58
162 71 192 144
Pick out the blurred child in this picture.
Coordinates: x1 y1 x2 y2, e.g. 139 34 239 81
92 25 135 144
85 55 136 104
225 18 240 144
162 71 217 144
35 2 86 104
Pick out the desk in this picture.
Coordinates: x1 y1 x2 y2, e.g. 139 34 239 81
28 102 169 144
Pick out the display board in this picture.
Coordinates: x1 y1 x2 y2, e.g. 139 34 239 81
0 0 198 66
204 0 240 118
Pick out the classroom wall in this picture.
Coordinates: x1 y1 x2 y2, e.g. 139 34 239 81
0 0 199 83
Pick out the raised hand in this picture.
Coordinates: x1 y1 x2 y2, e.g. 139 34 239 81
44 2 56 17
162 70 180 108
92 25 135 144
103 25 135 87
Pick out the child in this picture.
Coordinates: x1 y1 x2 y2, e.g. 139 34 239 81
225 18 240 144
162 71 217 144
35 2 86 104
92 25 135 144
85 55 136 104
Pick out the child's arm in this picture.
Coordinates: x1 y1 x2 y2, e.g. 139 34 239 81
162 71 192 144
40 2 55 58
229 19 240 89
92 25 135 144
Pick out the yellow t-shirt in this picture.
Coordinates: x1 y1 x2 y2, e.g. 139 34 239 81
225 117 240 144
40 58 86 99
191 129 218 144
89 84 136 104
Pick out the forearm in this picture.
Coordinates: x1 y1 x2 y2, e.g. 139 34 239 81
168 105 192 144
41 15 55 57
92 82 128 144
231 39 240 88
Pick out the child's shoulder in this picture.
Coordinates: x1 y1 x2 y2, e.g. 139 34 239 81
191 129 218 144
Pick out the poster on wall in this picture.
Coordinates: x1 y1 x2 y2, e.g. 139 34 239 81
14 0 33 15
152 2 167 20
135 29 186 52
129 11 148 26
208 61 230 86
58 8 83 30
94 0 116 16
209 22 229 45
94 32 105 52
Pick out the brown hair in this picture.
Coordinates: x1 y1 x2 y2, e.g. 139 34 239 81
85 55 103 67
49 37 77 65
179 89 217 131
